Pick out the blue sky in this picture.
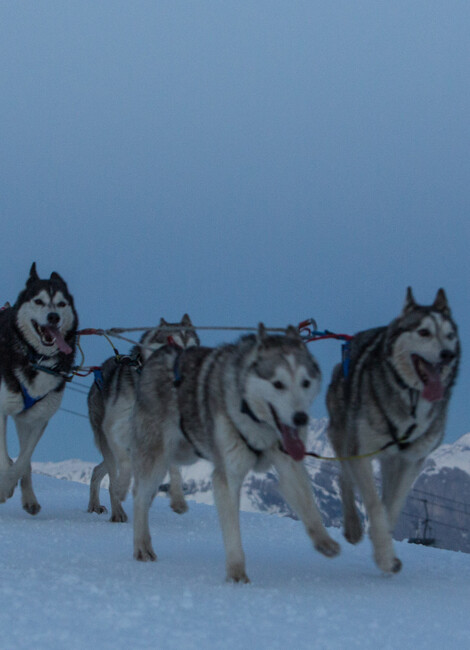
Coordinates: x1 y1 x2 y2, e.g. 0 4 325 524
1 1 468 460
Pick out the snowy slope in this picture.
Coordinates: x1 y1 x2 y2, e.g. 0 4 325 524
1 475 470 650
424 432 470 475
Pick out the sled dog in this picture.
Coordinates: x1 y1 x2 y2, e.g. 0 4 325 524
0 263 77 513
327 288 460 573
132 323 340 583
87 315 199 522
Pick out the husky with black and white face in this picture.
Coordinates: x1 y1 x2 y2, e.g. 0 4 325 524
0 263 77 513
132 323 340 583
327 288 460 575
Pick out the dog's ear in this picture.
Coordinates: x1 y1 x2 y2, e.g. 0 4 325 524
182 313 192 325
286 324 302 341
402 287 417 314
50 271 66 286
27 262 39 286
159 317 168 326
257 322 267 342
432 288 451 317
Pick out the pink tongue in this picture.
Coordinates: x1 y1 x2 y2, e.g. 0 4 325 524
44 326 73 355
280 424 306 461
422 370 444 402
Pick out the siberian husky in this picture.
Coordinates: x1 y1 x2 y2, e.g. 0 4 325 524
327 288 460 573
132 324 340 583
87 315 199 522
0 263 77 513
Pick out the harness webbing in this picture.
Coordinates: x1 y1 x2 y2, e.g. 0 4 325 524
20 384 47 412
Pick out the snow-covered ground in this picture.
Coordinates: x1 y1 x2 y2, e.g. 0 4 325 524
1 474 469 649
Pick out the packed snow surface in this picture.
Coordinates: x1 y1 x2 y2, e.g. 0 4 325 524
1 474 469 650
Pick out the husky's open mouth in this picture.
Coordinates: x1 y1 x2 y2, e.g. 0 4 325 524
32 320 73 355
269 405 306 461
411 354 444 402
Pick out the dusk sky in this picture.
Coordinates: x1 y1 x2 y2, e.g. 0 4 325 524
1 1 468 461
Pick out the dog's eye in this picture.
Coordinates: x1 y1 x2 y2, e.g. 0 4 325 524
56 301 67 308
302 379 311 389
34 299 45 306
447 332 456 341
418 328 431 338
273 381 285 390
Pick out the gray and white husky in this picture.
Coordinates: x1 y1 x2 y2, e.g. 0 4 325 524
87 314 199 522
0 263 77 513
132 323 340 583
327 288 460 573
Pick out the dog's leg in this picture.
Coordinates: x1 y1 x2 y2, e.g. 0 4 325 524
339 463 363 544
1 417 48 510
168 465 188 514
115 450 132 503
381 456 423 532
212 465 249 583
270 450 340 558
20 463 42 515
133 458 167 562
347 457 402 573
0 415 10 472
107 453 128 523
88 461 108 514
97 424 128 522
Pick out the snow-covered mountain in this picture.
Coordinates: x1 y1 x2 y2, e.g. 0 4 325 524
394 433 470 552
32 419 470 553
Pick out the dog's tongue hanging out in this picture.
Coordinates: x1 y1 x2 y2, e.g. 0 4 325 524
414 356 444 402
269 406 306 461
279 423 306 461
422 366 444 402
44 325 73 355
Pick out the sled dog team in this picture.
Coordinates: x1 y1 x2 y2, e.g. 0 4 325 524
0 265 460 582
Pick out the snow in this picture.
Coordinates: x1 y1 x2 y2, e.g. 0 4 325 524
424 432 470 476
1 474 470 649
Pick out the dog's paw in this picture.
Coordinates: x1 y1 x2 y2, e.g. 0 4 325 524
226 560 250 583
0 481 15 503
344 513 363 545
375 551 402 574
110 507 128 523
315 537 341 558
344 527 364 545
23 501 41 516
226 569 250 584
88 504 108 515
134 544 157 562
380 557 402 575
170 499 189 515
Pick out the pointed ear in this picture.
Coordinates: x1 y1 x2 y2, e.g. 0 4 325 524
286 324 302 341
257 322 267 342
50 271 65 285
27 262 39 285
402 287 417 314
182 313 192 325
159 317 168 326
433 288 451 317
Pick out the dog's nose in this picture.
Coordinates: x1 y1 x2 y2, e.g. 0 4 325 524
293 411 309 427
47 312 60 326
440 349 455 364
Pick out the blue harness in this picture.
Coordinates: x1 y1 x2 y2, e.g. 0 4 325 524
20 383 47 412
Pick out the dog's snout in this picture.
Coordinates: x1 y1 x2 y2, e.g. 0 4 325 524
440 349 455 364
293 411 309 427
47 312 60 326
